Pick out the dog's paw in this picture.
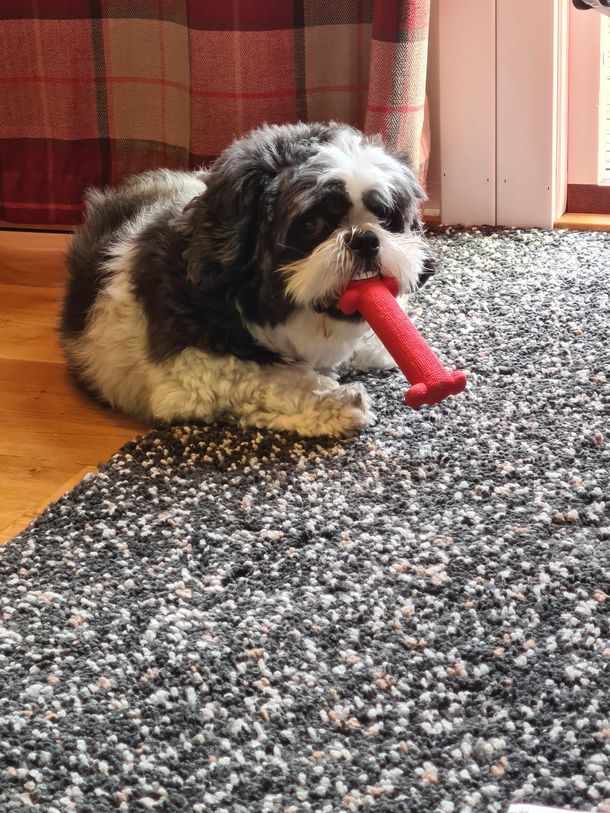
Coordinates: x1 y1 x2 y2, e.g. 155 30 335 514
307 383 373 437
264 383 373 438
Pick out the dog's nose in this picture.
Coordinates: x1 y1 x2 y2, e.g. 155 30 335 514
349 230 380 260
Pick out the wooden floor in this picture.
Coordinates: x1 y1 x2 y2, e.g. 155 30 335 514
0 232 146 544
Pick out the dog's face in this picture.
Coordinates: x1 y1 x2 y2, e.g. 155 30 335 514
181 123 435 328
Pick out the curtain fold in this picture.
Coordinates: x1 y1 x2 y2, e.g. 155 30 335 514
0 0 430 226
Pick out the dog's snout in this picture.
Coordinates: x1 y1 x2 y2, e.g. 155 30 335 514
349 230 380 260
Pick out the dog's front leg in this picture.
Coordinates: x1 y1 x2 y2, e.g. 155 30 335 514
149 350 373 438
250 362 374 437
345 295 414 372
346 329 398 372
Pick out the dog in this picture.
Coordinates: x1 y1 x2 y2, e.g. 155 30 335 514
60 122 436 437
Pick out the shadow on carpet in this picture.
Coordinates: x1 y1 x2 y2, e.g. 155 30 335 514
1 228 609 813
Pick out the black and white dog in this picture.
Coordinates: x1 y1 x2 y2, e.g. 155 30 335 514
60 122 435 437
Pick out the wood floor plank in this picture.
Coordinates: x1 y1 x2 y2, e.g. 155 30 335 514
0 358 145 434
0 366 146 469
0 231 71 287
0 275 148 544
0 285 63 363
0 455 83 535
0 466 98 544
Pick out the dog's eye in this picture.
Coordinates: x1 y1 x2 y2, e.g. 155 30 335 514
301 216 326 237
378 211 404 233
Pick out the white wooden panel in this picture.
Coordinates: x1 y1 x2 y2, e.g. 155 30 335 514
438 0 496 225
424 0 441 217
555 0 569 220
567 5 605 186
496 0 563 229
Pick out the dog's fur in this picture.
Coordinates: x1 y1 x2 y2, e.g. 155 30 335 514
60 122 436 437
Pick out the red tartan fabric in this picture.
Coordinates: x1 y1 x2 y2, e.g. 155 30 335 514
0 0 430 226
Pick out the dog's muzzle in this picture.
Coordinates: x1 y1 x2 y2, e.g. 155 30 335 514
346 230 381 281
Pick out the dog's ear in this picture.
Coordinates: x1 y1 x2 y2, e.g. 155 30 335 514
387 150 427 224
176 150 268 290
389 150 425 189
417 250 437 288
388 151 437 288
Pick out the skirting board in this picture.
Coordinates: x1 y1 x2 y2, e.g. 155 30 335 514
554 213 610 231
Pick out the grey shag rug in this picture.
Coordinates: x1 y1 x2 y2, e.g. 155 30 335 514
1 227 610 813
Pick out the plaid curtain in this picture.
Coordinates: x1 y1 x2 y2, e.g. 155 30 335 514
0 0 430 226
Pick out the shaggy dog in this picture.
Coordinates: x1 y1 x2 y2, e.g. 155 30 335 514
60 122 435 437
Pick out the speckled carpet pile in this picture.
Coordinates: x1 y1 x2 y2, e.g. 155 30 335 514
1 227 609 813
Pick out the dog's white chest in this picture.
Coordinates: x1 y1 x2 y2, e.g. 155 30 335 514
249 310 368 371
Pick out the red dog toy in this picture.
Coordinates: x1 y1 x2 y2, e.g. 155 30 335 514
339 275 467 409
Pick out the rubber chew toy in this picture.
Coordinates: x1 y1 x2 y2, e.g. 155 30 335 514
339 275 467 408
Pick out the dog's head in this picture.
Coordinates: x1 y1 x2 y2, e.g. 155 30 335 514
180 122 436 327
